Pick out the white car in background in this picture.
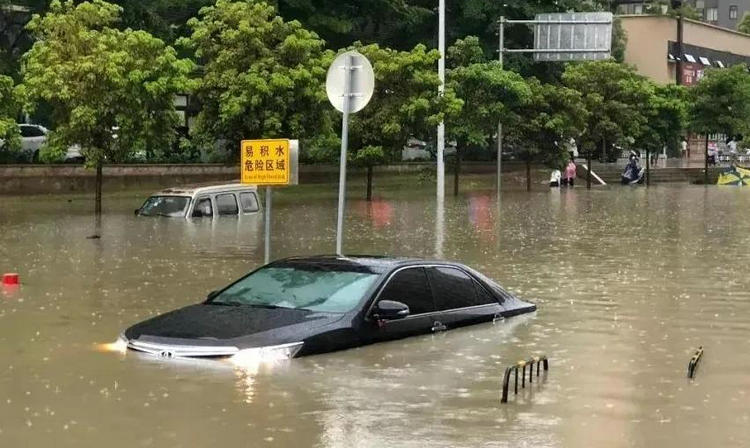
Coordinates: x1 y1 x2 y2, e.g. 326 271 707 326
0 124 83 163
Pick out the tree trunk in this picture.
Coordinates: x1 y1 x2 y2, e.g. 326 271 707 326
366 165 373 202
704 134 709 185
526 159 531 192
453 151 461 196
587 151 592 190
646 148 651 186
95 161 103 216
602 137 607 163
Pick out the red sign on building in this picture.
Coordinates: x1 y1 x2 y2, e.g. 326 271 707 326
681 62 705 86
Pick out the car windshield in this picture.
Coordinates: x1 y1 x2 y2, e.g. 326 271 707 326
210 266 380 313
138 196 190 217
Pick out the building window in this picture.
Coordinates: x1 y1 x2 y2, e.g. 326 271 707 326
707 7 718 21
634 4 643 14
730 5 738 19
696 0 705 8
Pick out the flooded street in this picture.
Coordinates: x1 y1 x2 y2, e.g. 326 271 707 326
2 180 750 447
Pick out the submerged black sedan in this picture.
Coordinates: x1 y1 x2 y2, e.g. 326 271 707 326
118 256 536 361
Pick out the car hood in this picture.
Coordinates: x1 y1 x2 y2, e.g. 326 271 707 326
124 303 343 344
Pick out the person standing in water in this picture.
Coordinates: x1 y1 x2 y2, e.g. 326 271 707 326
563 158 577 187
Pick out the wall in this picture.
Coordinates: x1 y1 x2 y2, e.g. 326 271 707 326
0 163 503 195
620 15 676 83
683 17 750 54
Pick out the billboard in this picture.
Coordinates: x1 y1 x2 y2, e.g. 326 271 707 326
533 12 613 62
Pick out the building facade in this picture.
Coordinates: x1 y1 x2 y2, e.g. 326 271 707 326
616 0 750 30
620 15 750 84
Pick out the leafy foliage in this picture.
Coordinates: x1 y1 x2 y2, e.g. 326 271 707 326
689 64 750 137
181 0 335 156
508 78 588 168
562 61 650 159
635 83 688 153
445 36 529 153
19 0 195 165
740 12 750 35
0 74 20 151
347 42 461 162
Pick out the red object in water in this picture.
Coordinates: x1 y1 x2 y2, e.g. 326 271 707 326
2 273 19 285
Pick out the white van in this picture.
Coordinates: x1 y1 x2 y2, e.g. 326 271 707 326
136 183 261 218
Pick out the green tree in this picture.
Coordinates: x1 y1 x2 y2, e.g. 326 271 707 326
181 0 335 158
508 78 588 191
635 83 688 165
446 36 530 194
0 74 21 154
277 0 431 50
739 12 750 35
690 64 750 181
20 0 194 215
348 42 461 199
562 60 650 164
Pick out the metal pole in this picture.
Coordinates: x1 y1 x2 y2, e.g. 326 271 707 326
437 0 445 201
336 55 353 255
264 186 272 264
704 134 709 186
497 16 504 197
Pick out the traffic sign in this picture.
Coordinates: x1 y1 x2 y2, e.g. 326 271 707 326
326 51 375 114
240 139 298 186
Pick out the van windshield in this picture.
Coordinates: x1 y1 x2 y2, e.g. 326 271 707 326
138 196 190 217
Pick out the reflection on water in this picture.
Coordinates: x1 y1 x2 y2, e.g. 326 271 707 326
2 185 750 447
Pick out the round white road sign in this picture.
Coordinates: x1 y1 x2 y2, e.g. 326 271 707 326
326 51 375 114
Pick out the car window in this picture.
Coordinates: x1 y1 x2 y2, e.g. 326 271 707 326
20 126 44 138
428 267 485 311
473 281 498 305
239 192 259 213
378 267 435 315
192 197 213 218
216 193 239 215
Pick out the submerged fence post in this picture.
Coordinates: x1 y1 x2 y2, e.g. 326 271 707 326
688 346 704 379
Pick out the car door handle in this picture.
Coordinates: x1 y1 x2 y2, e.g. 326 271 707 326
431 321 447 332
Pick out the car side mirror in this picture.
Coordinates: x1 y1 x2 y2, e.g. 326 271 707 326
373 300 410 321
134 209 140 216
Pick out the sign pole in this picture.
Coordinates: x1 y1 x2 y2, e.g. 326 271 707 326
336 54 353 256
264 186 272 264
437 0 445 202
497 16 505 197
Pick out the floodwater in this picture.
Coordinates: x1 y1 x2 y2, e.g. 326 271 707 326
1 180 750 447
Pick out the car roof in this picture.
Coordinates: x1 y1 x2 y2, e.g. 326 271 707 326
150 182 258 197
273 255 461 271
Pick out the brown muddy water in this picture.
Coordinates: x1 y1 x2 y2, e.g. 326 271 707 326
1 181 750 447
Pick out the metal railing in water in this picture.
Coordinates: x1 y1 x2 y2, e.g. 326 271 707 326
501 356 549 403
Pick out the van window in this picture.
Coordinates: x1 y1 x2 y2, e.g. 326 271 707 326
216 194 239 215
239 192 259 213
192 197 213 218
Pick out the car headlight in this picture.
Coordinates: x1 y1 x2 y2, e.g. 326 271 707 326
230 342 304 367
101 333 128 354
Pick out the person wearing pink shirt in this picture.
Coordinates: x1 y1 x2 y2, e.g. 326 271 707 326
563 158 577 187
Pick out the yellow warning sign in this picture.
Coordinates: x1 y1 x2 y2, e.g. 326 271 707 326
240 139 291 185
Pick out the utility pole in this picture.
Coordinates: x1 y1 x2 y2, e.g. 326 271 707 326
497 16 505 197
437 0 445 202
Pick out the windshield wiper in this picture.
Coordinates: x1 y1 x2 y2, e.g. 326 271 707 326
210 300 245 307
248 304 287 310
